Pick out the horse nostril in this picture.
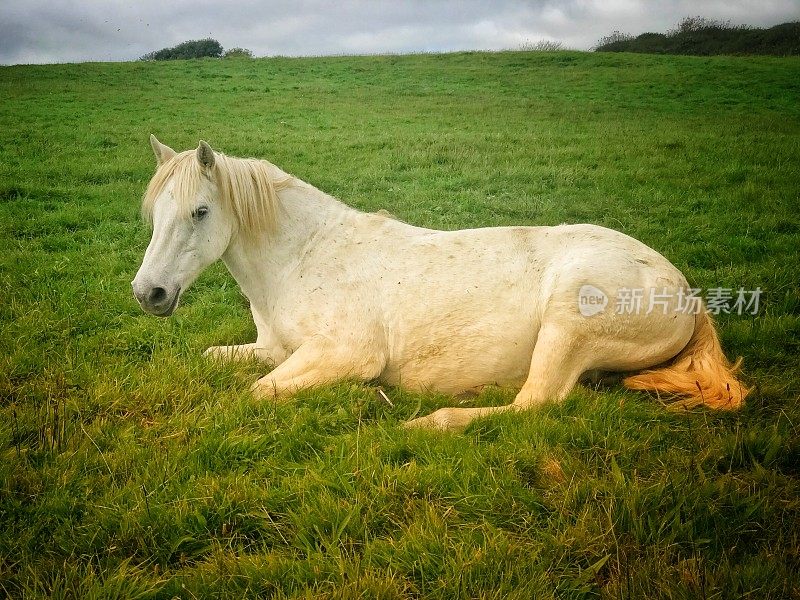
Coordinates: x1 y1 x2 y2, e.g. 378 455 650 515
149 287 167 304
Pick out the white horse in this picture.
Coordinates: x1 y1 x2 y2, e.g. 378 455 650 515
133 137 748 430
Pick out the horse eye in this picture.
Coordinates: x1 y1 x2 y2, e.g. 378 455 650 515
192 206 209 221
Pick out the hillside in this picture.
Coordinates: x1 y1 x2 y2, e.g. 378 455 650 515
1 51 799 597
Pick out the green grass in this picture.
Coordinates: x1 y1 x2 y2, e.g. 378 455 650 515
1 51 799 598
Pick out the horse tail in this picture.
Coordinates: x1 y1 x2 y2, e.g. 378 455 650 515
623 309 749 410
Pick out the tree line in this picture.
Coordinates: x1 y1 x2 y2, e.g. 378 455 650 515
594 17 800 56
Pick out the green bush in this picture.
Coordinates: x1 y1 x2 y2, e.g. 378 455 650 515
223 48 254 59
595 18 800 56
593 30 634 50
519 40 564 52
140 38 223 61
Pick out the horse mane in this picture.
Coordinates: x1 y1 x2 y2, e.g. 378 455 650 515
141 150 294 242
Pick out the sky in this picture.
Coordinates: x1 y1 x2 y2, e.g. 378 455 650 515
1 0 798 65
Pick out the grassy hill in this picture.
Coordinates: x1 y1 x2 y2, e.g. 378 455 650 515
1 51 799 598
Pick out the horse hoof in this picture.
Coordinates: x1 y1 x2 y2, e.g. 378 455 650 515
403 409 457 431
203 346 223 359
249 380 270 399
402 416 431 429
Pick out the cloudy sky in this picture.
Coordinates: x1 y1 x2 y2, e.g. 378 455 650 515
1 0 798 65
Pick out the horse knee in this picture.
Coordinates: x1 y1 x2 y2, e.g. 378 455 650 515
250 375 303 402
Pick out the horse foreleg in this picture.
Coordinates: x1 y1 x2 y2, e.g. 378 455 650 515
250 336 384 401
404 323 590 431
402 404 516 430
204 343 282 366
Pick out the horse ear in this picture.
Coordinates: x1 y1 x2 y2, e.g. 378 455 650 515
150 134 176 166
197 140 215 169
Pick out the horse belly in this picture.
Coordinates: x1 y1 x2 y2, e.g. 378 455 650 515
374 228 549 393
380 311 539 394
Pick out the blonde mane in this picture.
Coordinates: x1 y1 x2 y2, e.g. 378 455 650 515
142 150 294 241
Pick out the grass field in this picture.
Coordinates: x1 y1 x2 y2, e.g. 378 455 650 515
1 50 799 598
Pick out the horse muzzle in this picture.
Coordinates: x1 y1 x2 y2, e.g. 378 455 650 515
132 282 181 317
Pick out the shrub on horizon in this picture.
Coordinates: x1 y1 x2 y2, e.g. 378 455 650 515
140 38 223 61
223 48 254 58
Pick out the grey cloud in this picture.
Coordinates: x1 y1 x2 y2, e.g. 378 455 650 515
1 0 798 64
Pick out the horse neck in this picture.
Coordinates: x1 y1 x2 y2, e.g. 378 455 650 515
221 179 357 300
